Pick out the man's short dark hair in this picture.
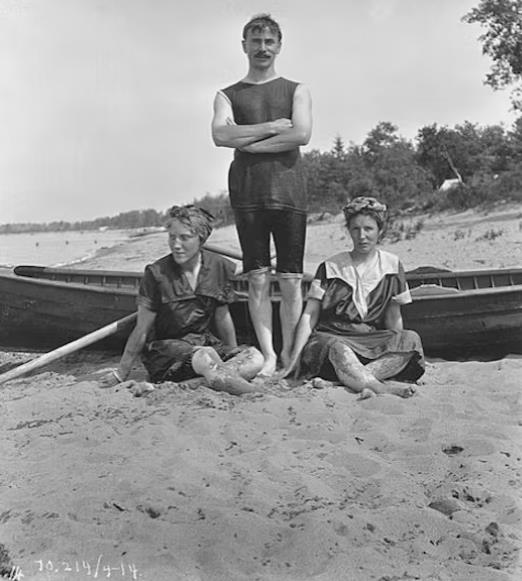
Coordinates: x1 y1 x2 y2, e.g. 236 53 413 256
242 14 282 42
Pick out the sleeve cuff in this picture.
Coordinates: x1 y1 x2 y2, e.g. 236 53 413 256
136 295 157 311
393 288 412 305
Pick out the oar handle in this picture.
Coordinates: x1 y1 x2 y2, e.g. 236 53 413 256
203 243 243 261
0 313 137 385
203 242 276 262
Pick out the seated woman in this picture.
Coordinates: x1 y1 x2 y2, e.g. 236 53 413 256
101 204 263 395
284 197 424 398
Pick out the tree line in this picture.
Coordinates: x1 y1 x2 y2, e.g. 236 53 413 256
2 115 521 234
304 116 522 216
0 209 167 234
2 0 521 234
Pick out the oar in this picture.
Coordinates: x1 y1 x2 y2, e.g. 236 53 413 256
0 313 137 385
203 242 277 262
203 243 243 261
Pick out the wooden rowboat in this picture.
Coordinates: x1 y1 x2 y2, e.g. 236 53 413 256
403 267 522 357
0 264 521 357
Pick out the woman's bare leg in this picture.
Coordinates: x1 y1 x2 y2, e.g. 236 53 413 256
365 352 412 381
221 346 264 380
191 347 262 396
328 342 415 398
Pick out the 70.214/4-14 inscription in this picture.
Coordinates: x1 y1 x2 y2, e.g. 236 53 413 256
24 556 140 579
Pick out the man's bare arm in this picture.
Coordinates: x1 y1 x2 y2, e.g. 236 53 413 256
211 91 292 148
241 84 312 154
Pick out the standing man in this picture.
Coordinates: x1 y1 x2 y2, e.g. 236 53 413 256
211 14 312 376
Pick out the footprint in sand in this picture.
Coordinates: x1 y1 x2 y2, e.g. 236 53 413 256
324 451 382 478
442 439 496 457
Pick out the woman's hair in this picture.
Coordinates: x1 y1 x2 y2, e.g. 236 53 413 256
166 204 215 244
342 197 387 230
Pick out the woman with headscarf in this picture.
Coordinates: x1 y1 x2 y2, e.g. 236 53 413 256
284 197 425 398
101 204 263 395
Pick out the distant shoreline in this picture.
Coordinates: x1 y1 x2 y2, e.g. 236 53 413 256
0 229 135 270
2 203 521 273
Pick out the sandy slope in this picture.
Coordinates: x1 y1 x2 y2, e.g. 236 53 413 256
75 203 522 274
0 355 521 580
0 203 521 580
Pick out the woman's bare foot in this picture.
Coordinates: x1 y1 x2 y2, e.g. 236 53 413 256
378 381 416 398
311 377 335 389
207 366 258 396
328 342 416 399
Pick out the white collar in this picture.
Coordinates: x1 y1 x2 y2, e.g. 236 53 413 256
323 250 399 319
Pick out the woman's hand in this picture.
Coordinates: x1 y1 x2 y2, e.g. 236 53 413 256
96 369 155 397
97 368 126 389
122 381 155 397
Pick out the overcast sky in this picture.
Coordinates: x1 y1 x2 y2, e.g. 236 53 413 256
0 0 516 224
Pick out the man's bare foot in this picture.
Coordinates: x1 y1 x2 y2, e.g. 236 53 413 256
257 354 277 377
279 350 291 370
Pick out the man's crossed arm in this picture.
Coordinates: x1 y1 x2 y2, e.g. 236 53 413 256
211 84 312 153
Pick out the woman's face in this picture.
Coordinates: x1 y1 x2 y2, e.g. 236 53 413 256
347 213 382 256
168 220 201 266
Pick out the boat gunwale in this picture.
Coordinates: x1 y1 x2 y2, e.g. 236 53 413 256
2 270 138 296
13 264 522 281
8 265 522 301
409 284 522 300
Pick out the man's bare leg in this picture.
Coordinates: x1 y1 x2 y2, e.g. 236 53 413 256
248 270 277 376
365 352 412 381
328 342 415 398
278 275 303 369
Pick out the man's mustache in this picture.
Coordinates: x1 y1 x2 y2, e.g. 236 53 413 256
255 52 270 58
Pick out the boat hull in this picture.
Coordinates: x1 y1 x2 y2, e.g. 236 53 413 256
0 271 137 350
403 286 522 357
1 266 521 357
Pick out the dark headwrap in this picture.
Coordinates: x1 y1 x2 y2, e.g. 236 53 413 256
343 196 387 228
166 204 215 244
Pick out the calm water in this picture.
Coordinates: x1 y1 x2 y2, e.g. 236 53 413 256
0 230 132 268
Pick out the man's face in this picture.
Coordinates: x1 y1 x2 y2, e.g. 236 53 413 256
242 28 281 70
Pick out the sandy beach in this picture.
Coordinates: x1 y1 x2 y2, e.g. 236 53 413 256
1 203 521 580
73 202 522 274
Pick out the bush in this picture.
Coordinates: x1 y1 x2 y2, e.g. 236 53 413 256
384 217 425 243
475 228 504 241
